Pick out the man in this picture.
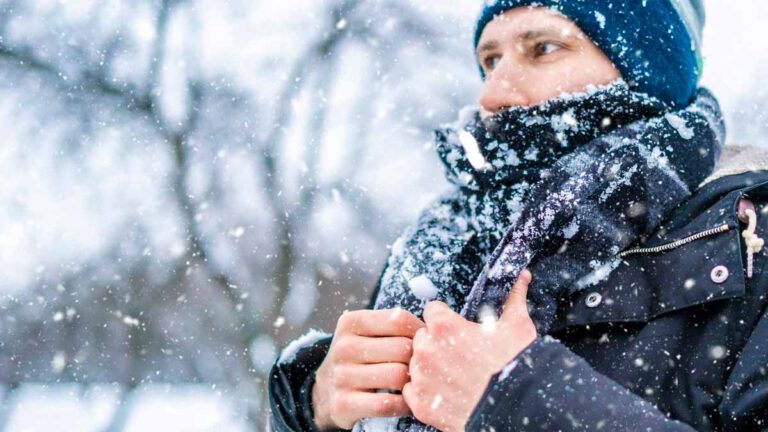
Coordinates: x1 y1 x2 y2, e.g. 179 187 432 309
270 1 768 430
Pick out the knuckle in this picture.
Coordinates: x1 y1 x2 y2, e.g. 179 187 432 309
390 363 410 387
407 365 421 386
424 301 441 318
412 352 433 376
411 332 426 353
389 309 410 329
336 312 353 332
414 340 434 361
419 347 434 364
430 317 453 335
400 338 414 359
340 310 369 333
332 364 352 388
333 336 355 360
372 396 396 417
330 393 349 416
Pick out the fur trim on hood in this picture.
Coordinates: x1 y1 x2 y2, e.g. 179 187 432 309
702 144 768 186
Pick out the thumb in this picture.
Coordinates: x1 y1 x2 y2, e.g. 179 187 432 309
501 269 532 320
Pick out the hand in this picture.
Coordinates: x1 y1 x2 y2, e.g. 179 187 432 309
312 308 426 430
402 270 537 432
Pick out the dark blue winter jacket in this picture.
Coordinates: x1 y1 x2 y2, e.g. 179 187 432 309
269 145 768 431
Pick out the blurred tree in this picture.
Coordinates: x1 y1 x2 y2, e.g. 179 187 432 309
0 0 477 427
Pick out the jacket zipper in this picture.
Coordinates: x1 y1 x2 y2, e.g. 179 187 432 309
619 224 731 258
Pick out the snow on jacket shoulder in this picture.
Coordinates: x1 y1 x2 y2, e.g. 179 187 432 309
270 144 768 432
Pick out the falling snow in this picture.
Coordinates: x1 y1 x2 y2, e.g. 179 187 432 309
408 275 439 301
1 0 768 429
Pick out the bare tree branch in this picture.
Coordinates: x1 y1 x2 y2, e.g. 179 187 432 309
0 44 152 112
255 0 367 336
258 0 362 214
0 0 464 427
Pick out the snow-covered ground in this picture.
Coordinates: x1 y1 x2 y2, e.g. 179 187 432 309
2 384 248 432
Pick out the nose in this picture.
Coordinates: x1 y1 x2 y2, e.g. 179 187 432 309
479 58 529 116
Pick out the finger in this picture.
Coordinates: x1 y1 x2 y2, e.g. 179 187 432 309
501 269 532 320
343 336 414 364
346 392 412 420
335 362 410 391
411 327 429 352
410 328 436 376
401 382 418 414
422 301 458 326
338 309 425 338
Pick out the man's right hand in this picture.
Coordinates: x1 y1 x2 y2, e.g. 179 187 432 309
312 308 425 430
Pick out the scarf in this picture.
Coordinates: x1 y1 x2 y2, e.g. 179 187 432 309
355 81 725 432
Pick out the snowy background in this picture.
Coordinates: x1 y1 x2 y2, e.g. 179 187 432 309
0 0 766 430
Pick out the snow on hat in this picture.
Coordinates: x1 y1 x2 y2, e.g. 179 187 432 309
474 0 706 108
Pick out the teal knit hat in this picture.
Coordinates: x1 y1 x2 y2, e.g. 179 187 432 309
474 0 706 108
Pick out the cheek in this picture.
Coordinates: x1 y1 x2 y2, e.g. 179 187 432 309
523 70 573 104
562 52 621 88
532 57 620 102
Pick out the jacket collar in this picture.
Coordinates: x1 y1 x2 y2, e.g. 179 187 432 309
550 168 768 333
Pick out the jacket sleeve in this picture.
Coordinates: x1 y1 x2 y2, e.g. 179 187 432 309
467 321 768 432
466 335 699 431
269 336 334 432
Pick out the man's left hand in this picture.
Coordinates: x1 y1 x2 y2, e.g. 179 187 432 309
402 269 538 432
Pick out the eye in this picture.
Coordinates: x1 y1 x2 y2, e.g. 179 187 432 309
483 54 501 72
534 42 562 57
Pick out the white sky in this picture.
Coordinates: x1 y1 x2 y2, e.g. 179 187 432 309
700 0 768 142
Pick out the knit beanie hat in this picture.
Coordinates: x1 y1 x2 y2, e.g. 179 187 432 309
474 0 706 108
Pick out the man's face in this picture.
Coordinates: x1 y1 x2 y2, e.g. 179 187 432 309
476 6 621 118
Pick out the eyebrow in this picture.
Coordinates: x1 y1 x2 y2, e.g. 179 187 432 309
476 27 572 54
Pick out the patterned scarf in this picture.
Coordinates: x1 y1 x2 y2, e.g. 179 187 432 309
356 81 725 432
